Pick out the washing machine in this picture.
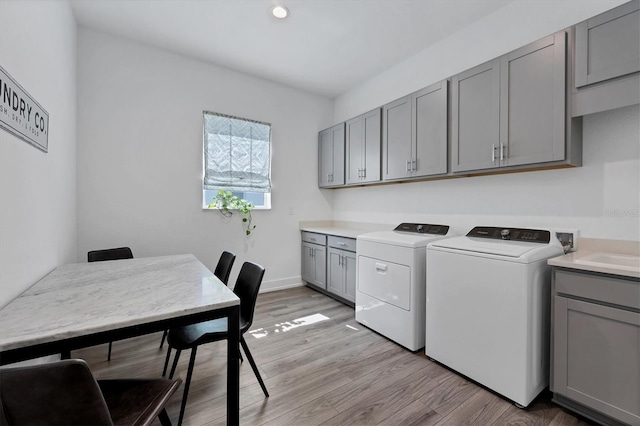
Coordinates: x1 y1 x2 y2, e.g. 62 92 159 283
426 226 564 407
356 223 453 351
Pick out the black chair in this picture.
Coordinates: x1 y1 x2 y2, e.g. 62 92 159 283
162 261 268 426
87 246 134 361
0 359 181 426
159 251 236 349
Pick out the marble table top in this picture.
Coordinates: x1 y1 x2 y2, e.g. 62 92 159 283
0 254 240 352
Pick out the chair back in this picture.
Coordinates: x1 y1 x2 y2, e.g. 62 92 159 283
88 247 134 262
214 251 236 285
0 359 113 425
233 262 265 331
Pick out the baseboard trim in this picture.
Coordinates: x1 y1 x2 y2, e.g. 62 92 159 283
260 276 304 293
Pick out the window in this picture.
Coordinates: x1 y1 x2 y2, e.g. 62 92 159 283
203 111 271 209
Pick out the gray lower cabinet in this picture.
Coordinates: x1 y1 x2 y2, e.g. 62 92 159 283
572 0 640 116
346 108 381 185
318 123 345 188
551 268 640 426
301 232 327 289
382 80 447 181
327 236 356 303
452 31 577 174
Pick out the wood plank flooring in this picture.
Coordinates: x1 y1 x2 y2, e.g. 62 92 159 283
75 286 596 426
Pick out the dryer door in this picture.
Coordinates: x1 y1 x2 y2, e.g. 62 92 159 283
358 255 411 311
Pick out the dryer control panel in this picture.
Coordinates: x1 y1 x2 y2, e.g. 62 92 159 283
394 223 449 235
467 226 550 243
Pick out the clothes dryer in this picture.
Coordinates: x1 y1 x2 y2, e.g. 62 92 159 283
356 223 453 351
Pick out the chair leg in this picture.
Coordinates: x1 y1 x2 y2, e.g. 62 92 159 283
107 342 112 361
239 350 243 363
169 349 182 380
240 337 269 397
177 347 198 426
159 329 168 349
162 346 172 377
158 408 171 426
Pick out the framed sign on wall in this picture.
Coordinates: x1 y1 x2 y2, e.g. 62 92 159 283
0 65 49 153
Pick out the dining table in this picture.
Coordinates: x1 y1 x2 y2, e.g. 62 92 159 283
0 253 241 425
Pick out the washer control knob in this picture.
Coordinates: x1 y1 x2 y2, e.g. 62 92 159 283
417 224 424 232
501 229 510 240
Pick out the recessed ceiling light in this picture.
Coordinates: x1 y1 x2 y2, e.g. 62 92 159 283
272 5 289 19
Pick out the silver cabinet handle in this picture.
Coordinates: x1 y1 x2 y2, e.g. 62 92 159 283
406 160 410 173
375 262 387 273
492 144 496 162
412 159 417 171
500 144 505 161
337 242 346 246
362 168 366 178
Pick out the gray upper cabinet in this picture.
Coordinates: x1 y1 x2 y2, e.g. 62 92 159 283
572 0 640 117
451 59 501 173
575 0 639 87
346 108 381 185
500 31 567 167
318 123 345 188
382 95 411 180
383 80 447 181
453 31 569 173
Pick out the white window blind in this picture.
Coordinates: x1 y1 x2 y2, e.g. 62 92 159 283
203 112 271 193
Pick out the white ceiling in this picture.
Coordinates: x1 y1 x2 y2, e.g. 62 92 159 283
70 0 512 98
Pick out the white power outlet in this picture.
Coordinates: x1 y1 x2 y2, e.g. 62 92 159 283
554 229 579 252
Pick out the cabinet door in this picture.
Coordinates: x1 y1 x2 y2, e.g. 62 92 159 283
301 242 315 283
362 108 381 183
575 0 640 88
342 251 356 303
318 129 333 187
318 123 345 188
553 296 640 425
346 109 381 184
451 59 501 173
412 80 448 178
313 245 327 289
346 115 364 185
500 31 566 167
382 95 412 180
327 247 343 296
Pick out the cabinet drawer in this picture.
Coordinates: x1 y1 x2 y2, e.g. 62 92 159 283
554 269 640 310
301 232 326 245
328 236 356 252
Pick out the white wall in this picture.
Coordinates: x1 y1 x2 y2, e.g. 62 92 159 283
332 0 640 241
77 29 334 290
0 1 77 308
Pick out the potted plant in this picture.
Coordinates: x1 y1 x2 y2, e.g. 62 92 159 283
209 190 256 235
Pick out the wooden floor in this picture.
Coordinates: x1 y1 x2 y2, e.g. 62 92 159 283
77 286 596 426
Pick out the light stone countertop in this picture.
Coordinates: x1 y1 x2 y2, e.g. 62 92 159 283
299 220 393 239
547 238 640 279
0 254 239 353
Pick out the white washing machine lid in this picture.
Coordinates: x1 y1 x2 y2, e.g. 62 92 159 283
429 235 563 262
358 229 451 248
